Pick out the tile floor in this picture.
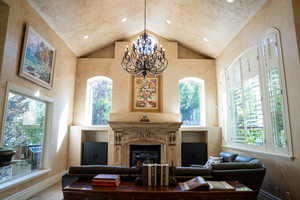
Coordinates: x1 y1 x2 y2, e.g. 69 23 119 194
28 183 63 200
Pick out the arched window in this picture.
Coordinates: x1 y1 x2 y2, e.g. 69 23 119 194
179 77 205 126
86 76 112 126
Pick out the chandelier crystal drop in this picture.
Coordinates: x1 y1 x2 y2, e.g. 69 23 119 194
121 0 168 78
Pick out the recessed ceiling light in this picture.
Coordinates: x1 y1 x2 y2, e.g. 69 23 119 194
83 35 89 39
121 17 127 22
203 37 209 42
226 0 235 3
166 19 171 24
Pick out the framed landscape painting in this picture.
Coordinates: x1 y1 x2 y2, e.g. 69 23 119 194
19 24 56 89
132 76 161 112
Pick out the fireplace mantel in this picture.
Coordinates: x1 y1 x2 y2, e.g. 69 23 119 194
109 121 182 132
108 121 182 166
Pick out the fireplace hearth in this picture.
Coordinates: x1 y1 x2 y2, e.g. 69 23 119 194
130 145 161 167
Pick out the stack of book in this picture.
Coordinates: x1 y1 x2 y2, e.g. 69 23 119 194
142 164 169 187
91 174 120 187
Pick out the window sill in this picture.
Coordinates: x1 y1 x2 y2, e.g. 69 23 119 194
0 169 51 192
222 145 295 161
80 126 109 131
180 126 220 131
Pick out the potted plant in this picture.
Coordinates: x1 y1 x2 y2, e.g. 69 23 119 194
0 147 15 167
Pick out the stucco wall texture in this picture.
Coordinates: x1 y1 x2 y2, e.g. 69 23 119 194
73 41 218 127
0 0 77 198
217 0 300 199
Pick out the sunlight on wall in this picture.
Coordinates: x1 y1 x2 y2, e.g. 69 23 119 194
56 103 69 153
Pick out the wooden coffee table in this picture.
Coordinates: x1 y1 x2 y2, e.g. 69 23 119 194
63 180 256 200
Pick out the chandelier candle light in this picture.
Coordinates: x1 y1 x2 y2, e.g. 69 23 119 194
121 0 168 78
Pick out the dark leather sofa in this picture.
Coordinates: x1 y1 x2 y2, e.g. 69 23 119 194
210 152 266 196
62 152 265 196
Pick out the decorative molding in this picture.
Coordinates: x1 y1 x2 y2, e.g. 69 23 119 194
108 121 182 166
3 171 66 200
258 189 282 200
109 121 182 130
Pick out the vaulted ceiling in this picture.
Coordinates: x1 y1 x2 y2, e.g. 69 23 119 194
27 0 266 58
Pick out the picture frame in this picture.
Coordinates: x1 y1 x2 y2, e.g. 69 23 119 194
19 24 56 89
132 75 161 112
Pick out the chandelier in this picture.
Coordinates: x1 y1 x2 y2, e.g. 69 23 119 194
121 0 168 78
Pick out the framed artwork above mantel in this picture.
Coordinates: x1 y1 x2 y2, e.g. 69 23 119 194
132 75 162 112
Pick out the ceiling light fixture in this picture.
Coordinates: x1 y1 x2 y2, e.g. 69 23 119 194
83 35 89 39
226 0 235 3
121 0 168 78
166 19 171 24
203 37 209 42
121 17 127 22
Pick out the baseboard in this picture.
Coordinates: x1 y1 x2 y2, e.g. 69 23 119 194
258 189 282 200
3 171 66 200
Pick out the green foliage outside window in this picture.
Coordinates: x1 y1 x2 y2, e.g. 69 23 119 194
90 78 112 125
4 92 46 149
230 76 265 146
179 78 202 126
267 67 286 148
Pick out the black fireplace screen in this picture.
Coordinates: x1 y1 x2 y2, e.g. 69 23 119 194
130 145 161 167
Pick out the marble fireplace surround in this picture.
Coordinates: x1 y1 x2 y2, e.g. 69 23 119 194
108 121 182 167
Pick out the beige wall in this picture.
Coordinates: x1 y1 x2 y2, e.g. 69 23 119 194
217 0 300 199
292 0 300 59
0 0 77 198
177 44 211 59
73 39 218 127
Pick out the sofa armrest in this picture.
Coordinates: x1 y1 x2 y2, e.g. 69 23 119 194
212 168 266 194
212 162 263 170
175 167 211 176
62 173 79 188
69 165 141 175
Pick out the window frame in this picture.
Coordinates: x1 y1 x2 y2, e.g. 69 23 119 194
179 77 206 127
225 47 266 153
0 82 53 189
224 29 294 159
85 76 112 127
258 28 294 157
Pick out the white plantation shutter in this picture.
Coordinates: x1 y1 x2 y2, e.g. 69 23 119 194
259 29 290 151
225 28 293 156
226 59 243 143
226 47 265 146
240 48 265 145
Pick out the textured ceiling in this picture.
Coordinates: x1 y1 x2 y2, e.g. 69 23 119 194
27 0 266 58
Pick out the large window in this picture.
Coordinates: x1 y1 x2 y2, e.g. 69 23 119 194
225 28 292 156
87 76 112 126
179 77 205 126
226 48 264 146
1 91 47 184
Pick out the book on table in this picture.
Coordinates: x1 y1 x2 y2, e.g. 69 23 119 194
142 164 169 187
92 174 120 187
179 176 235 191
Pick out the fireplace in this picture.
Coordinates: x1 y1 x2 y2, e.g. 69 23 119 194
108 121 182 166
130 145 161 167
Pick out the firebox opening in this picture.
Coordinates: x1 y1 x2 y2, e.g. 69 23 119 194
130 145 161 167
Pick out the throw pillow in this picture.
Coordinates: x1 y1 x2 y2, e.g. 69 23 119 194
204 156 223 168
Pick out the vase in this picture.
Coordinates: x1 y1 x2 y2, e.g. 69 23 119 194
0 147 16 167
